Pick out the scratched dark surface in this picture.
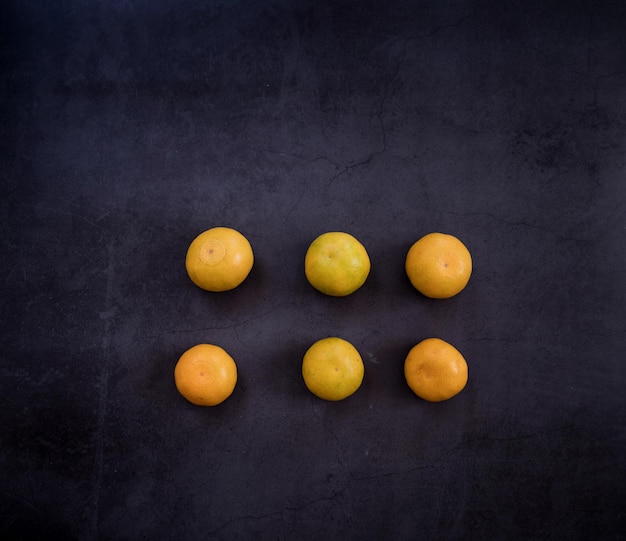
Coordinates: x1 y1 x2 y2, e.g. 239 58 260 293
1 1 625 539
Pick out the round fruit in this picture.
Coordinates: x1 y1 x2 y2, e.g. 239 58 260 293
185 227 253 292
404 338 468 402
304 232 370 296
405 232 472 299
302 337 365 401
174 343 238 406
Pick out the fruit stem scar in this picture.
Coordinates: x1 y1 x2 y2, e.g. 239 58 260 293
200 239 226 265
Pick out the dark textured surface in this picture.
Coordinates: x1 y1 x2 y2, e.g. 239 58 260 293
1 1 625 539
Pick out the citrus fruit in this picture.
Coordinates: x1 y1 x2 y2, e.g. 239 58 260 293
302 337 365 401
304 232 370 296
185 227 253 292
174 343 238 406
404 338 468 402
405 232 472 298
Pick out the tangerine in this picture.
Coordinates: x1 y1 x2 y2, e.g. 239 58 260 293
174 343 238 406
404 338 468 402
302 337 364 401
304 232 370 296
405 232 472 298
185 227 253 292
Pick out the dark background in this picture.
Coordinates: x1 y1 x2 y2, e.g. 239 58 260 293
1 1 625 539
